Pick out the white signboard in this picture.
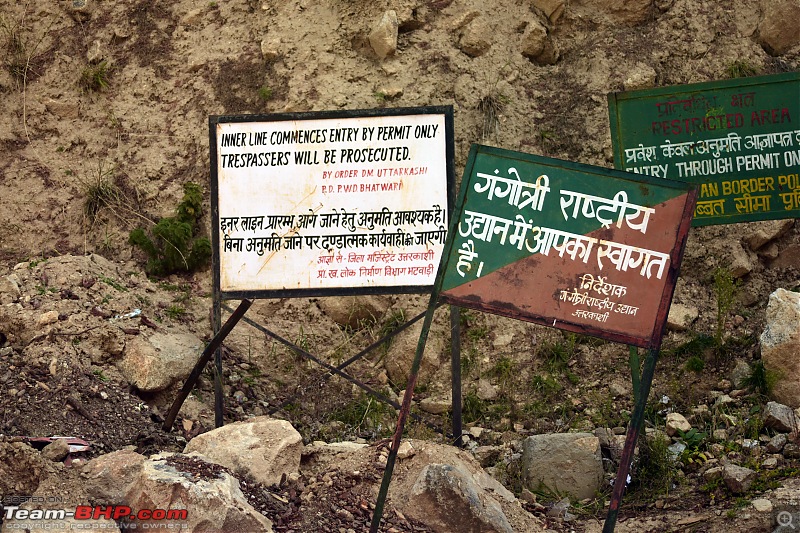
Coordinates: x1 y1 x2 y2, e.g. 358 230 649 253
211 107 454 297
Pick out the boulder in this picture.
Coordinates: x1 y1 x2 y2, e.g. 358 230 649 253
521 433 603 500
408 463 513 533
763 401 797 433
82 450 147 503
722 464 756 494
117 332 203 392
757 0 800 55
744 219 794 251
761 289 800 408
125 454 273 532
184 417 302 486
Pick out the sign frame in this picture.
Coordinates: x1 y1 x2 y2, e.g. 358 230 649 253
608 72 800 226
209 106 456 301
437 144 697 349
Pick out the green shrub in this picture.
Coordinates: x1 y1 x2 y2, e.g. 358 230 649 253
79 60 111 92
129 182 211 276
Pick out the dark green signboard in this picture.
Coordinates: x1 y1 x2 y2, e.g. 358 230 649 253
439 145 697 348
608 72 800 226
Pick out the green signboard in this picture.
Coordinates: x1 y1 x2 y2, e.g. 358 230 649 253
608 72 800 226
439 145 697 349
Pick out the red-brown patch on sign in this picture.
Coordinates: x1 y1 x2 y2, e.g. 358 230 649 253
441 193 691 346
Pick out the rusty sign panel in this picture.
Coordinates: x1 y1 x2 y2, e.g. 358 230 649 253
608 72 800 226
210 107 455 299
439 145 697 349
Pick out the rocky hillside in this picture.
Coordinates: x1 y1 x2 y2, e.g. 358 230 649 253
1 0 800 532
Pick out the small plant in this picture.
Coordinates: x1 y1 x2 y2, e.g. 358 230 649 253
372 308 405 358
538 333 575 372
82 162 121 224
373 91 387 102
99 275 127 292
726 60 759 79
1 10 50 88
489 356 516 393
632 432 679 499
128 182 212 277
328 393 392 438
462 391 487 423
741 360 777 396
166 305 186 320
461 346 479 376
258 85 273 101
79 60 111 92
477 93 507 139
685 355 705 372
712 268 740 345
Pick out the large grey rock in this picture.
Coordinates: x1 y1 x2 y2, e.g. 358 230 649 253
744 220 795 251
369 10 399 60
82 450 147 503
184 416 302 486
521 433 603 500
757 0 800 55
723 464 756 494
125 454 273 532
763 401 798 433
408 463 513 533
117 332 203 392
761 289 800 408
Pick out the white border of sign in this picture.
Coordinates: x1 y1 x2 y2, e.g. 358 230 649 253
210 106 455 299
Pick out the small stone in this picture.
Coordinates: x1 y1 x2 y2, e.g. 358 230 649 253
369 11 399 60
397 440 415 460
751 498 773 513
766 433 787 453
70 0 94 22
723 464 756 494
703 466 724 482
783 443 800 459
763 401 797 433
41 439 71 462
714 395 735 409
665 413 691 437
38 311 59 327
762 457 779 469
260 38 281 61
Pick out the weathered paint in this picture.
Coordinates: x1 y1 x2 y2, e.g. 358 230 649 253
608 72 800 226
439 145 696 349
209 106 455 299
